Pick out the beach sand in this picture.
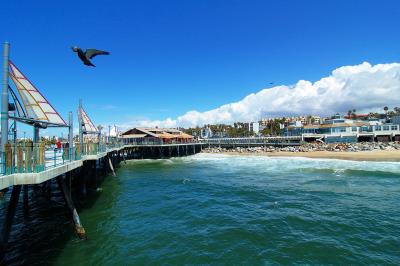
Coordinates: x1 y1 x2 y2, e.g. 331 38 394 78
204 150 400 162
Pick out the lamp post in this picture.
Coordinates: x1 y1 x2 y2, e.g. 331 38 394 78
78 99 83 148
68 111 73 160
1 42 10 167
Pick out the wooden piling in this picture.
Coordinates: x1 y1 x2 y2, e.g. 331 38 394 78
56 176 86 240
108 157 116 177
23 185 29 215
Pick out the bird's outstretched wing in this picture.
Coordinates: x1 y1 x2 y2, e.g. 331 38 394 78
85 49 110 59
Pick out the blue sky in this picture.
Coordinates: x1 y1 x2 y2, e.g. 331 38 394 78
1 0 400 134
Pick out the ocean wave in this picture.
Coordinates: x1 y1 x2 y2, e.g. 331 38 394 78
180 153 400 175
124 153 400 176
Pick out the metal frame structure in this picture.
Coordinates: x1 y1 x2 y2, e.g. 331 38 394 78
78 99 101 148
1 42 73 173
0 42 78 260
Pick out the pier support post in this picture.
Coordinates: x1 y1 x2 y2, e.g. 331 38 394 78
0 185 21 260
23 185 29 215
66 171 72 199
46 180 52 199
56 176 86 239
93 161 98 187
80 165 87 198
103 157 108 175
108 157 116 177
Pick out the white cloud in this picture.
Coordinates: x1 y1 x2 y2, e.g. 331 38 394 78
118 62 400 129
117 118 177 131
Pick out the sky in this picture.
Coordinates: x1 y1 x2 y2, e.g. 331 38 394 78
1 0 400 135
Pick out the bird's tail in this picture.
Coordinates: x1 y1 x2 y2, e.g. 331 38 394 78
84 61 96 67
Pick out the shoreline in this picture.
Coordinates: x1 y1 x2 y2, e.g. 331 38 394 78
201 150 400 162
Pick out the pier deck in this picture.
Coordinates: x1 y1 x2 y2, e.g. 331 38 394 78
0 142 202 191
0 136 301 191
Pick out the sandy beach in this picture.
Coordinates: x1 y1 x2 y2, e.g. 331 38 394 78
203 150 400 162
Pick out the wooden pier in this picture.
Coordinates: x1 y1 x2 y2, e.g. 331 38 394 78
0 142 202 261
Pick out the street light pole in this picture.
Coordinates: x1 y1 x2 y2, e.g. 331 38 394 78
1 42 10 159
78 99 83 148
68 111 73 160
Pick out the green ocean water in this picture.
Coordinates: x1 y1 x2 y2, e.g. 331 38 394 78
5 154 400 265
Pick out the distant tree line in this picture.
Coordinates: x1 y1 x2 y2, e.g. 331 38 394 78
183 106 400 138
183 119 285 138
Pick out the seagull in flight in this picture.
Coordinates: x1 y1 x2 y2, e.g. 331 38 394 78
71 46 109 67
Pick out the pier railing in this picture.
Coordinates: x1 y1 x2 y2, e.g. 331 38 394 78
0 141 124 175
1 143 71 175
122 139 197 146
0 140 200 175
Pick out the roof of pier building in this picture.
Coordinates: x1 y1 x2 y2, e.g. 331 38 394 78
121 127 193 139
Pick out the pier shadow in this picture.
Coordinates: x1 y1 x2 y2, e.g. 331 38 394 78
1 172 117 266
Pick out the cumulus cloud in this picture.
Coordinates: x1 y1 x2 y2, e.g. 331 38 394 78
119 62 400 129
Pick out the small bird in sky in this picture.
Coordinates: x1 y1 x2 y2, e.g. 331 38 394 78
71 46 109 67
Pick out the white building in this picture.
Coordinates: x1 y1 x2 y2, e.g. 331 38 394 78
301 117 400 142
201 126 213 139
249 122 260 134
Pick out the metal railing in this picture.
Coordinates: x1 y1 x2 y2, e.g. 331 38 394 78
0 141 124 175
0 139 200 176
122 139 197 146
1 143 73 175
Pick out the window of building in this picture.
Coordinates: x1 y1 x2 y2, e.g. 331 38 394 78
391 125 398 130
333 119 345 124
383 125 390 131
375 126 381 131
333 127 346 133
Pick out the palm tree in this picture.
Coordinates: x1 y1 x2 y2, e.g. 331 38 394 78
384 106 389 121
347 110 352 118
352 109 357 119
368 112 375 119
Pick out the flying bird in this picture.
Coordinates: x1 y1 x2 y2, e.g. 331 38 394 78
71 46 109 67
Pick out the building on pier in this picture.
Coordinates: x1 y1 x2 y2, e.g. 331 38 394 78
121 127 194 145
